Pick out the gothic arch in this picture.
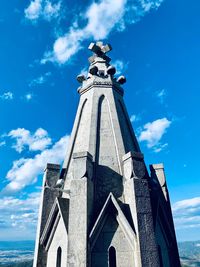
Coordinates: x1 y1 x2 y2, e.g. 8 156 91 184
117 99 140 153
108 246 117 267
56 247 62 267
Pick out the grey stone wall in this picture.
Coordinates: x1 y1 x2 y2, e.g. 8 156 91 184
92 213 135 267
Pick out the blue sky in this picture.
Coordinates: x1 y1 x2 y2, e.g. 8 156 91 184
0 0 199 242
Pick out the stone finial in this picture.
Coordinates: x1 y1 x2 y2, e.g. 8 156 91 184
89 65 98 75
77 74 86 83
88 41 112 63
88 42 112 56
117 75 126 84
107 65 116 75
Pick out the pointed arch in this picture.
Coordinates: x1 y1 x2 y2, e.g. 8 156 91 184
63 98 88 172
56 247 62 267
117 99 140 153
158 245 163 267
108 246 117 267
95 95 105 166
94 95 123 213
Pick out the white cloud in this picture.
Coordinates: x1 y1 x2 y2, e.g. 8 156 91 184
42 0 125 63
84 0 126 40
140 0 163 12
25 0 61 21
46 29 84 64
31 76 45 85
112 60 128 75
43 0 61 21
138 118 171 149
0 91 13 100
2 134 69 193
173 197 200 213
153 142 168 153
0 141 6 147
0 192 40 239
172 197 200 230
25 93 33 101
156 88 167 104
29 72 51 86
25 0 42 20
80 67 88 78
8 128 52 153
42 0 164 64
130 114 141 123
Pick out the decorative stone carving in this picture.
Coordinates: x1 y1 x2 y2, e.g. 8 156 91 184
107 65 116 75
117 75 126 84
77 74 86 83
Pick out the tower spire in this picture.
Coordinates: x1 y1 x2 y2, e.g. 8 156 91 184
33 42 181 267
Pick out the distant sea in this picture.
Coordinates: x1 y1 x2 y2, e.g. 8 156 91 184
0 241 34 265
0 240 200 266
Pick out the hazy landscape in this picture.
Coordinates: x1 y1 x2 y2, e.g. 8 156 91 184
0 240 200 266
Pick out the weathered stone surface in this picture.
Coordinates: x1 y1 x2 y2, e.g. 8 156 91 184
33 164 60 267
33 42 180 267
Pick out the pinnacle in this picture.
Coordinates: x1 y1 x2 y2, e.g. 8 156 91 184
76 42 126 90
88 41 112 63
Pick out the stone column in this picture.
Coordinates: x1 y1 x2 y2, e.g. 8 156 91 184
33 163 60 267
123 152 160 267
150 164 181 267
150 163 169 202
67 152 93 267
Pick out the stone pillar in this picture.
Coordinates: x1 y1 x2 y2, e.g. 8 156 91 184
67 152 93 267
123 152 160 267
33 163 61 267
150 163 181 267
150 163 169 202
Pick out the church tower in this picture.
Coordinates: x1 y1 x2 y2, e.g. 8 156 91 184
33 42 180 267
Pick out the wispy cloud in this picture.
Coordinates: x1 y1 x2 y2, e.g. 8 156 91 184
139 0 163 12
24 93 34 101
0 141 6 147
42 0 164 64
0 92 14 100
2 134 69 193
8 128 52 153
138 117 171 152
79 67 88 78
25 0 61 22
130 114 141 123
29 72 51 87
172 197 200 229
156 88 167 104
153 142 168 153
112 59 128 75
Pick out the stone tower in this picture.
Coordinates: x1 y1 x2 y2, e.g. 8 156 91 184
33 42 180 267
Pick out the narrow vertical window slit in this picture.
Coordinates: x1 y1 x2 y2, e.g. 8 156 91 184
108 246 117 267
56 247 62 267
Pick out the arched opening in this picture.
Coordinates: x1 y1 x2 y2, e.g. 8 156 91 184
158 245 163 267
108 246 117 267
56 247 62 267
